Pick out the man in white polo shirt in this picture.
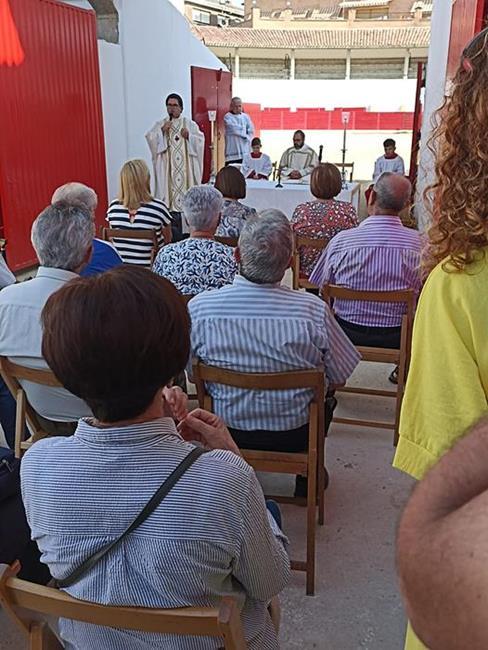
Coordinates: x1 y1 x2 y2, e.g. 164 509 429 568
0 202 93 438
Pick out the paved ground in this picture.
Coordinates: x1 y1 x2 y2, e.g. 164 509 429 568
0 361 414 649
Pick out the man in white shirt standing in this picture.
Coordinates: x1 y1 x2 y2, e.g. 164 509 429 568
146 93 205 240
224 97 254 165
373 138 405 181
279 130 319 181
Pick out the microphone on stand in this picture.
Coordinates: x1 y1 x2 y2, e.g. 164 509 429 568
318 145 323 163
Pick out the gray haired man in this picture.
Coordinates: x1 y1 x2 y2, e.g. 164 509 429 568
0 202 94 436
188 209 360 496
51 182 122 277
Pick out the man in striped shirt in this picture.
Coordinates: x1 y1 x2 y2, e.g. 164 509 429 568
188 210 360 492
310 172 422 350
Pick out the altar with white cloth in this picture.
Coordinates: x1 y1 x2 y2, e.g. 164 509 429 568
242 179 360 219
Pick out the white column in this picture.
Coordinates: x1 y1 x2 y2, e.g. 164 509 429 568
234 47 240 79
415 0 454 230
345 49 351 80
403 49 411 79
290 49 295 80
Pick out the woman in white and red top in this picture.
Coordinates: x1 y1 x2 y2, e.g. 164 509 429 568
241 137 273 180
107 159 172 267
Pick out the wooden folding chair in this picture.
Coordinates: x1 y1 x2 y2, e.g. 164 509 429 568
0 357 63 458
193 363 326 595
215 235 238 247
322 285 415 446
292 236 327 290
0 563 247 650
101 227 160 265
332 162 355 182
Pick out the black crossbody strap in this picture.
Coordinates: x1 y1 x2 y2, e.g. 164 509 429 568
57 446 205 589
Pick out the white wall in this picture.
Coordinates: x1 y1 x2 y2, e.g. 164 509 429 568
261 129 411 181
65 0 225 200
415 0 453 229
234 78 418 112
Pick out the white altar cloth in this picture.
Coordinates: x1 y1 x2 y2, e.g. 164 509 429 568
242 179 360 219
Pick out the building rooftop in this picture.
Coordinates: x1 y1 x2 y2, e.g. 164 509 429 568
193 24 430 48
340 0 392 8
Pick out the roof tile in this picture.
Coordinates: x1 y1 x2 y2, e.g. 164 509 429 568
192 25 430 49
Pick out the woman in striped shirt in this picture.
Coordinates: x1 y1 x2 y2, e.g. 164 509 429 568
107 159 172 267
21 266 289 650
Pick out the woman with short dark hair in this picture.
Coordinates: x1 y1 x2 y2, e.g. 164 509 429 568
20 265 289 650
214 166 257 239
291 163 358 279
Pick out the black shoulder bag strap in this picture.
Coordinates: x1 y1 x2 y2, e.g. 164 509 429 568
57 446 205 589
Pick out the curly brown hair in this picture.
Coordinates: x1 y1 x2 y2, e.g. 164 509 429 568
423 27 488 276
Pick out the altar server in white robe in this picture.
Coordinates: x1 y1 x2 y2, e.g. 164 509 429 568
279 130 319 181
373 137 405 181
224 97 254 165
146 93 204 239
241 137 273 180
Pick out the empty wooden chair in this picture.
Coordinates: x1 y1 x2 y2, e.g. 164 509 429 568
322 285 415 446
0 563 247 650
101 227 160 266
192 362 326 595
0 356 63 458
292 236 328 290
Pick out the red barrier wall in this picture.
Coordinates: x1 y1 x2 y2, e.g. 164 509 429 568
0 0 108 271
244 105 415 132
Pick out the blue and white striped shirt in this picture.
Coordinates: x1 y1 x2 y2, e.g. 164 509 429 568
21 418 290 649
188 276 361 431
309 216 421 327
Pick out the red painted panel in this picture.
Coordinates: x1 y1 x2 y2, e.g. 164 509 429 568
244 103 261 138
447 0 488 78
0 0 108 271
253 107 415 131
191 66 232 181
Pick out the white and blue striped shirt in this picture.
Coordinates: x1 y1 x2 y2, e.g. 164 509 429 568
21 418 290 649
188 276 361 431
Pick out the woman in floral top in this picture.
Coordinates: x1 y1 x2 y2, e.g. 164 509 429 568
291 163 358 278
214 166 257 239
153 185 237 295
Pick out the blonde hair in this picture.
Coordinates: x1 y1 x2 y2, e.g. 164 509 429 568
118 159 152 212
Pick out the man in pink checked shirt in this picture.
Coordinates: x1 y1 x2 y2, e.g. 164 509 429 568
310 172 421 380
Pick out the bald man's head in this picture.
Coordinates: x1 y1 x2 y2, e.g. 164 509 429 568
372 173 411 215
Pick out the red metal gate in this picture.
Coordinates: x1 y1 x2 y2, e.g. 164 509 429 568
0 0 108 271
191 66 232 182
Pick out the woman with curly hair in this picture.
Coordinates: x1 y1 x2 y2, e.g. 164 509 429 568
393 26 488 650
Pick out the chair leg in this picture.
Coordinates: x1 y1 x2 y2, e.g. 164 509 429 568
317 440 325 526
306 460 317 595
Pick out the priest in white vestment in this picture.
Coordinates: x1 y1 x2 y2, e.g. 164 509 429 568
224 97 254 164
146 93 204 238
241 137 273 179
279 130 319 181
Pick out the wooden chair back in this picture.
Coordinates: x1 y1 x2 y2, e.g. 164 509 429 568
215 235 238 247
322 285 415 445
292 236 327 290
192 362 326 595
0 357 63 458
101 227 159 265
0 563 247 650
331 162 354 181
